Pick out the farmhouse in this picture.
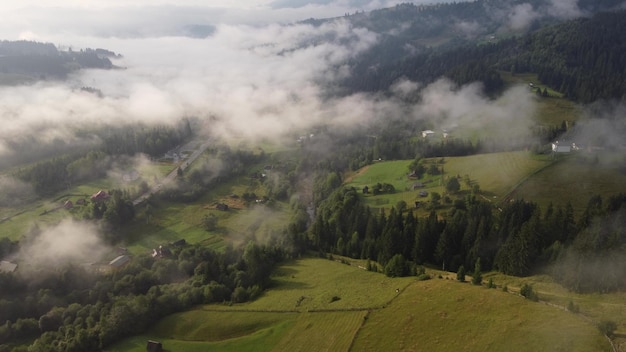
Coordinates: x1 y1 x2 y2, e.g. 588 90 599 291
91 190 110 202
63 200 73 209
152 245 172 258
412 182 424 190
0 260 17 273
109 255 131 269
552 141 572 153
171 239 187 247
421 130 435 138
146 340 163 352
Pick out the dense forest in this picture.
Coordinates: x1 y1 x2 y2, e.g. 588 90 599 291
308 185 626 293
341 6 626 102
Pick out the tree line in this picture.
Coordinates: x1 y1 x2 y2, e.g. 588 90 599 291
14 119 194 197
0 241 289 351
307 186 626 293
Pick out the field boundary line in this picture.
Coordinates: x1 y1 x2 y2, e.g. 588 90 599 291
497 157 561 206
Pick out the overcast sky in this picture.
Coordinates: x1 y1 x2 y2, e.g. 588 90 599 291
0 0 462 40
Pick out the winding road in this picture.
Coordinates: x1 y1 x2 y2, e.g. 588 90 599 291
133 138 212 206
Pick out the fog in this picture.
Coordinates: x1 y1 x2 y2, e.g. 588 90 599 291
17 219 109 269
2 0 610 168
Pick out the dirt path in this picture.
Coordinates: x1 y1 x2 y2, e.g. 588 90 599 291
344 165 370 184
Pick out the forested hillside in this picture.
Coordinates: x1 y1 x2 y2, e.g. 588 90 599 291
341 4 626 102
0 40 119 84
309 186 626 293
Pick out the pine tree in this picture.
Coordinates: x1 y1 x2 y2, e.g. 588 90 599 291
456 265 466 282
471 257 482 285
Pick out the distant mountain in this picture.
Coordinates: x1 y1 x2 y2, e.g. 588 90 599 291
0 40 121 85
336 1 626 102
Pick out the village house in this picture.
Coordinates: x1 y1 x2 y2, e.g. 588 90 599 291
421 130 435 138
109 255 131 269
552 141 573 153
146 340 163 352
171 239 187 247
0 260 17 273
91 190 110 202
152 245 172 258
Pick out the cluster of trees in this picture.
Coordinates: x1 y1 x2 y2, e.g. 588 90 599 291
159 146 267 203
14 120 193 197
0 241 288 351
99 120 193 157
308 186 626 293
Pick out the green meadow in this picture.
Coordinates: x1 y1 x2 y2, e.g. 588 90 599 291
508 153 626 216
110 257 613 352
500 71 582 126
206 257 415 312
352 278 609 352
345 151 551 212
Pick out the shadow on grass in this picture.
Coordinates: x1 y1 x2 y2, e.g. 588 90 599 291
267 278 311 291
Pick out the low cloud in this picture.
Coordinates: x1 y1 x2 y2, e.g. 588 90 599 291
0 0 543 171
18 219 109 269
414 78 536 142
507 3 540 31
566 101 626 152
0 176 36 207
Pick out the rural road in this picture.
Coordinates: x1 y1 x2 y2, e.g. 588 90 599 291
133 138 212 206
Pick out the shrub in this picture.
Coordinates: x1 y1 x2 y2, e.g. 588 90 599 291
597 320 617 338
520 283 539 301
417 273 431 281
567 300 580 313
384 254 409 277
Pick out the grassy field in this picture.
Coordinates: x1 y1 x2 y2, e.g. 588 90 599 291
0 164 173 242
345 151 551 212
108 313 295 352
508 153 626 216
207 257 415 312
500 71 582 126
272 311 368 352
352 278 610 352
109 257 412 351
109 257 615 352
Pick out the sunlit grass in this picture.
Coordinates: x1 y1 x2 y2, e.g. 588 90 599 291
352 277 610 352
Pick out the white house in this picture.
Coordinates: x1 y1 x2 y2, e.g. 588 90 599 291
0 260 17 273
422 130 435 138
552 142 571 153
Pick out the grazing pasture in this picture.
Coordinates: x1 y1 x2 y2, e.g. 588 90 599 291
351 278 610 352
110 258 614 352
